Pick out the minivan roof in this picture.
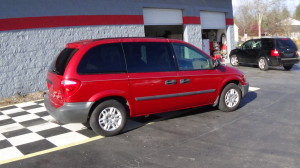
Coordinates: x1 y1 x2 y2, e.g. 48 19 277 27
65 37 185 48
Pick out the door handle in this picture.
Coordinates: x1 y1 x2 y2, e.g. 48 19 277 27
165 80 177 85
180 79 190 84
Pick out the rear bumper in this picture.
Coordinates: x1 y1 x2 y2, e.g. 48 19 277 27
280 58 299 65
44 94 93 124
269 57 299 66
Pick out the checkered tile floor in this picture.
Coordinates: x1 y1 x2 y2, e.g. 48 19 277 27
0 100 97 162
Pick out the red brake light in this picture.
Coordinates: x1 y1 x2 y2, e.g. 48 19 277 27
296 49 299 57
47 82 51 89
61 79 81 97
271 49 279 57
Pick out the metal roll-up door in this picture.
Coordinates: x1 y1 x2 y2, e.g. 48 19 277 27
200 11 226 29
143 8 183 25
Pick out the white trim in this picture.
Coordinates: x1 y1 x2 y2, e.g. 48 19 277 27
200 11 226 29
143 8 183 25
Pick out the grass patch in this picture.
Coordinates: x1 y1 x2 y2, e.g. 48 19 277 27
0 91 46 107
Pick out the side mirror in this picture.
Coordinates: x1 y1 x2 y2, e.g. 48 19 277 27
213 58 221 68
238 43 243 49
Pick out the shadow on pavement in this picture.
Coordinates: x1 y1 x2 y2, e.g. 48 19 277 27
237 64 300 71
239 91 257 108
122 91 257 134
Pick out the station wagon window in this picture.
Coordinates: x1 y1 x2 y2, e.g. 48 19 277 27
252 40 261 49
123 42 176 73
262 39 274 49
242 40 253 49
276 38 297 50
172 43 213 70
77 43 126 74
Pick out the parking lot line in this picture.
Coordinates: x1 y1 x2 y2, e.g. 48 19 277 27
249 87 260 91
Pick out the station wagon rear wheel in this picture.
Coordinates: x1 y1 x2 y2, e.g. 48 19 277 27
258 57 269 71
218 83 242 112
230 55 239 66
283 65 293 71
89 100 127 136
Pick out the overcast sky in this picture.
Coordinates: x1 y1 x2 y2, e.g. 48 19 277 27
232 0 300 15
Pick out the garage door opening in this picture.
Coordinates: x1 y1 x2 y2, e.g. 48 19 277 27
143 8 183 40
144 25 183 40
200 11 227 58
202 29 226 55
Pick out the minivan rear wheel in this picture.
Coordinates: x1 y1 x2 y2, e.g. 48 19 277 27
283 65 293 71
258 57 269 71
89 100 127 136
218 83 242 112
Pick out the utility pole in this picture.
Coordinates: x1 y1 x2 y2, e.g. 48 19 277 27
258 13 263 37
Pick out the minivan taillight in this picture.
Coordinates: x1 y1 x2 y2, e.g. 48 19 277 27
270 49 279 57
61 79 81 97
296 50 299 57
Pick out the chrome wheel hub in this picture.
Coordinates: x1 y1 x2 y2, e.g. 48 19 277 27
259 59 265 69
98 107 122 131
225 89 239 108
231 56 238 65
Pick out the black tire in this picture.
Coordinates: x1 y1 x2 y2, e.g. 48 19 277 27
283 65 293 71
89 100 127 136
218 83 242 112
230 55 239 66
258 57 269 71
82 121 91 129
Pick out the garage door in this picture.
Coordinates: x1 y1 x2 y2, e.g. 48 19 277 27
200 11 226 29
143 8 183 25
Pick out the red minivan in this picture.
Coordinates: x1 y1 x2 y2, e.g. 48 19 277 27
45 38 249 136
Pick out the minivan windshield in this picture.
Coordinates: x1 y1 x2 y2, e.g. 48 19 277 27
49 48 78 75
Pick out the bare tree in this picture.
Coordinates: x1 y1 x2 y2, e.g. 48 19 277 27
251 0 278 37
234 0 255 36
295 3 300 20
234 0 284 37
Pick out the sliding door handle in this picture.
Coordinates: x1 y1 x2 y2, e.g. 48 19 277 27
180 79 190 84
165 80 177 85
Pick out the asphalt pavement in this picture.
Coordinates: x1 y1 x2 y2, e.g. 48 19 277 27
1 63 300 168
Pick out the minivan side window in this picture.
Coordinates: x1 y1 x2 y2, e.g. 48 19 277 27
77 43 126 74
172 43 213 70
123 42 176 73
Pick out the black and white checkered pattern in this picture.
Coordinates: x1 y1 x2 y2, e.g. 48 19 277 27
0 100 97 162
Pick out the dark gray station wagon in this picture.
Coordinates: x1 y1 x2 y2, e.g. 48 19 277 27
230 37 299 71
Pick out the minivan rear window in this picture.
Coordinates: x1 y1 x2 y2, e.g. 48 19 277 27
49 48 78 76
77 43 126 74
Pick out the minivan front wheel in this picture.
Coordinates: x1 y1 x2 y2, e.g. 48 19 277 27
258 57 269 71
90 100 127 136
218 83 242 112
